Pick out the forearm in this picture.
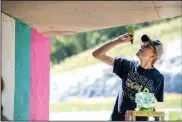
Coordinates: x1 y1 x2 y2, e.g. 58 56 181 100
92 39 120 57
92 33 132 66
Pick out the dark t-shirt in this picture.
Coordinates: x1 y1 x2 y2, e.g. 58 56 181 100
110 57 164 121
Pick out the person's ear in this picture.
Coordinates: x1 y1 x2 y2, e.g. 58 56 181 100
150 54 155 59
152 54 157 60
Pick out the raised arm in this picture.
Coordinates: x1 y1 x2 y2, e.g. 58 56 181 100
92 33 133 66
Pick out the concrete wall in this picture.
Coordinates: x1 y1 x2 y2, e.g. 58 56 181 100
2 13 15 120
0 3 2 79
30 28 50 120
1 13 50 120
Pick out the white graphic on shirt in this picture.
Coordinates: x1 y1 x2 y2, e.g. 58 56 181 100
123 69 154 102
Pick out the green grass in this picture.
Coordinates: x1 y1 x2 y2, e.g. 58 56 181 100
51 17 182 75
50 93 182 120
50 97 115 112
50 93 182 112
170 112 181 120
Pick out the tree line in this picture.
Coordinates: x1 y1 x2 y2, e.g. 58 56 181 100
50 17 174 65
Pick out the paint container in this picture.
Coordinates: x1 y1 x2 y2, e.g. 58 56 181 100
127 25 134 44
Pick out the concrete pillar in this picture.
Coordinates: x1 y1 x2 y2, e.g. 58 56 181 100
0 5 2 78
1 13 50 120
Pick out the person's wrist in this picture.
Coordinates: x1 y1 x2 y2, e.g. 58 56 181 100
114 37 123 44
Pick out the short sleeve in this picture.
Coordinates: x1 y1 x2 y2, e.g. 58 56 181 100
155 75 164 102
113 56 131 80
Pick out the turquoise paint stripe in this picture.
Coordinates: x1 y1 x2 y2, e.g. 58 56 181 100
14 20 31 120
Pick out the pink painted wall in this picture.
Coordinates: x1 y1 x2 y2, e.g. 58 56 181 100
30 29 50 120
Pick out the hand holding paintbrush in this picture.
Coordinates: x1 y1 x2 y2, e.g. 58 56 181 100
127 25 134 44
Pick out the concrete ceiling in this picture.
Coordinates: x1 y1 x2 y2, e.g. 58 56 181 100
2 1 182 36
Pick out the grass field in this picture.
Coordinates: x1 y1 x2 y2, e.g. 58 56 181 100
170 112 181 120
51 17 182 75
50 93 182 120
50 93 182 112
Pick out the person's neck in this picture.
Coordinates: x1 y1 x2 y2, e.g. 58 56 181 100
139 60 153 70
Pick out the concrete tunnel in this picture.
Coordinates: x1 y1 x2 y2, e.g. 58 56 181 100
0 1 182 120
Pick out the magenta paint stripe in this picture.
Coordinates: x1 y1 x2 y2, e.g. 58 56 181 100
30 28 50 120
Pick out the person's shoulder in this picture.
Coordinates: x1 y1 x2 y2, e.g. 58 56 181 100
115 56 136 65
153 67 164 80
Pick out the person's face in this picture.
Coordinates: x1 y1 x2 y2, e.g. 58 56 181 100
136 43 157 61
